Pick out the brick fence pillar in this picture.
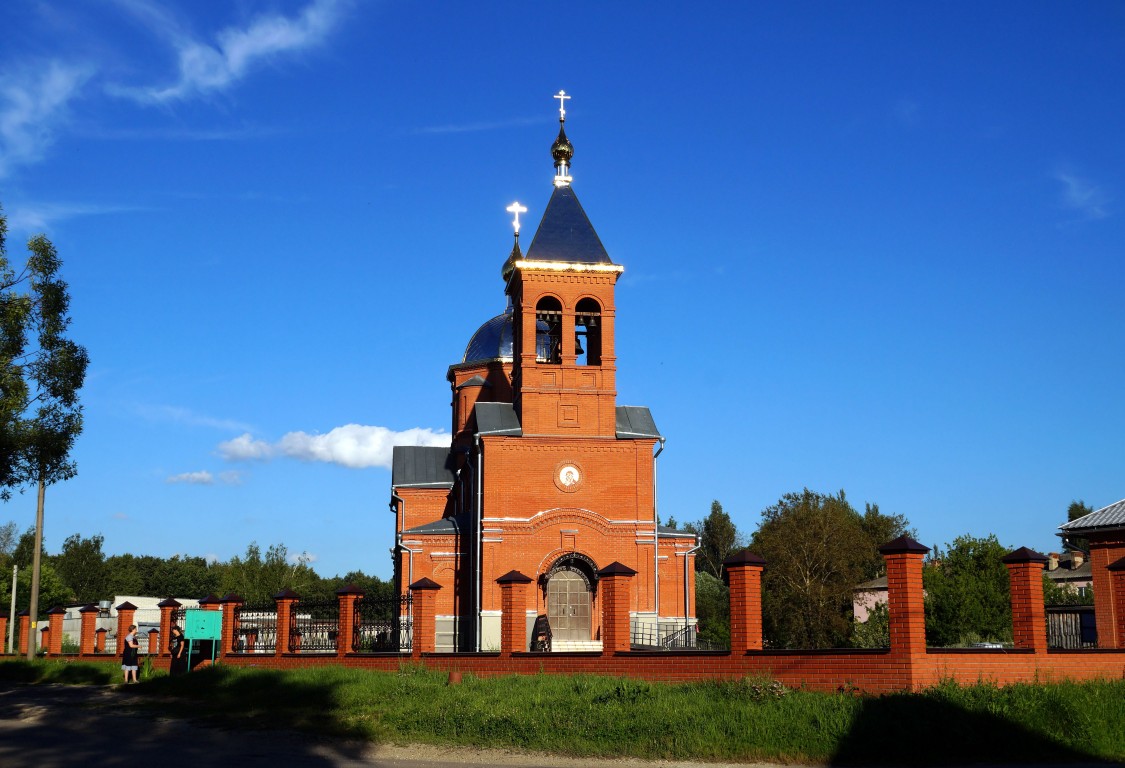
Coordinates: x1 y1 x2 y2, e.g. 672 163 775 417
198 594 221 612
1109 557 1125 649
46 606 65 655
336 584 364 656
147 628 159 657
1002 547 1049 652
0 612 7 652
115 601 138 653
409 578 441 659
724 550 766 652
879 537 930 658
94 627 106 654
274 589 299 655
157 598 181 657
79 605 99 655
497 571 532 654
18 611 29 655
220 594 243 657
40 626 49 654
1087 534 1125 649
596 562 637 654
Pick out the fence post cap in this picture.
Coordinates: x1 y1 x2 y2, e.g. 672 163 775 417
273 588 301 600
335 583 365 596
219 593 245 604
47 606 67 615
1001 547 1049 565
596 562 637 577
115 601 139 611
409 577 442 591
878 536 930 555
79 604 101 613
156 597 182 609
1108 555 1125 572
497 570 533 584
723 550 767 567
197 594 222 606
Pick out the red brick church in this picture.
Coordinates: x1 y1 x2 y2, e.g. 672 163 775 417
390 93 697 652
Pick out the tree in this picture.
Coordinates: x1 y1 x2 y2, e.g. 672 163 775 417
217 543 318 604
694 570 730 647
684 500 742 579
56 533 107 604
750 489 911 649
1063 500 1094 554
0 209 89 657
923 534 1012 647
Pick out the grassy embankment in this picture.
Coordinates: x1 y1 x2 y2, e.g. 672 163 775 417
1 658 1123 764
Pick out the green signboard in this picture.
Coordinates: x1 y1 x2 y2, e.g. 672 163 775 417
184 608 222 640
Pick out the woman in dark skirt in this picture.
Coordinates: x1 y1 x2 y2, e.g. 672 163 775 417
168 623 188 676
121 624 139 683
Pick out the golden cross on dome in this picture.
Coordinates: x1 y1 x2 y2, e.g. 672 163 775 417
554 90 570 122
506 201 528 234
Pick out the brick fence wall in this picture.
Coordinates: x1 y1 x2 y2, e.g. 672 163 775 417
52 538 1125 693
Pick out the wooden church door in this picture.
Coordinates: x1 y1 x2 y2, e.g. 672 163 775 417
546 570 591 641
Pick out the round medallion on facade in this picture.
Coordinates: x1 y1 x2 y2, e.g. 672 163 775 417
553 460 584 492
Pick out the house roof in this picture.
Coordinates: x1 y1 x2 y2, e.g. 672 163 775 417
1059 497 1125 534
391 446 456 488
475 402 522 436
524 185 614 266
615 406 661 439
402 517 463 536
657 525 696 539
855 575 888 592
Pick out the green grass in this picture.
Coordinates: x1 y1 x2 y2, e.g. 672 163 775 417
2 659 1124 764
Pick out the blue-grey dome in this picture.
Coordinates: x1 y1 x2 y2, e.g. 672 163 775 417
463 310 514 364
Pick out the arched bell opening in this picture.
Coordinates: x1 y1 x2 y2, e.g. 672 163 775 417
535 296 562 364
575 297 601 366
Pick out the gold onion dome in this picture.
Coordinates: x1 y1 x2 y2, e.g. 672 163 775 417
552 125 574 169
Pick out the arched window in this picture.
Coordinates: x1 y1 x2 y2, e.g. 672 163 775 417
575 298 602 366
535 297 562 364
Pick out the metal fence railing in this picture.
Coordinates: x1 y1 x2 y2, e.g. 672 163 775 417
289 599 338 653
352 594 412 653
233 604 277 653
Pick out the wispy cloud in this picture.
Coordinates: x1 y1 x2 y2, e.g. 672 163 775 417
416 115 549 136
112 512 129 521
0 61 93 178
1054 168 1109 220
135 404 253 433
166 470 214 485
218 424 450 469
111 0 346 104
5 201 146 233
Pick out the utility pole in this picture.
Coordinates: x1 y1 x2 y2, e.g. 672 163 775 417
26 478 45 659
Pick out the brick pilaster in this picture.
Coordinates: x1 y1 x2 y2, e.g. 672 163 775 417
1109 557 1125 649
157 598 181 657
597 562 637 654
1088 534 1125 649
46 606 65 655
1002 547 1049 652
79 605 99 655
219 594 243 657
0 612 7 651
94 627 106 654
724 550 766 652
274 589 299 655
336 584 364 655
409 577 441 659
147 628 159 656
18 611 29 655
879 536 930 658
115 601 137 653
497 570 533 654
198 594 222 611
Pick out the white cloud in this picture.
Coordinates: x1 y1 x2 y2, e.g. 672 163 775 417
136 403 253 433
416 115 547 135
1054 168 1109 220
166 470 214 485
112 0 345 104
0 61 93 178
218 424 450 469
5 202 146 233
289 551 318 565
218 470 243 485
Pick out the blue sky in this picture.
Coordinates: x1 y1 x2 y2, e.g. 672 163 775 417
1 1 1122 579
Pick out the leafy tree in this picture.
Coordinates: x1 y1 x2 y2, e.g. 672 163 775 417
750 489 910 649
217 542 318 603
56 533 107 604
694 570 730 647
1043 574 1093 606
11 526 40 569
1063 500 1094 554
0 210 89 657
150 555 220 599
0 558 70 613
683 500 742 579
0 520 16 563
103 553 156 597
923 534 1012 647
851 602 890 648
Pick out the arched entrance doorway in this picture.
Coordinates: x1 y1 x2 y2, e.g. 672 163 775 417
544 556 596 642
